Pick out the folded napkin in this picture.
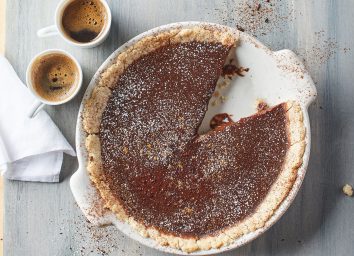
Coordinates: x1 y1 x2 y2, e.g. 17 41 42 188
0 56 76 182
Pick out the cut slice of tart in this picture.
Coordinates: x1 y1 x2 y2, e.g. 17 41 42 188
83 26 305 252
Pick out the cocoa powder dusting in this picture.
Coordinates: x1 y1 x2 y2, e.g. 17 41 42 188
214 0 294 37
212 1 351 74
52 204 121 255
51 202 145 256
295 30 350 68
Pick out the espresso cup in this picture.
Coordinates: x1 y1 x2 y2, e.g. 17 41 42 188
37 0 112 48
26 49 83 118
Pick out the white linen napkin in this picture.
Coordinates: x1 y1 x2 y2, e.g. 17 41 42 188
0 56 76 182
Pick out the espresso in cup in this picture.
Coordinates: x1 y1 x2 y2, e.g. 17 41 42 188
62 0 107 43
30 53 80 102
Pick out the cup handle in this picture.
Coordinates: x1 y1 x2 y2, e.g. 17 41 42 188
28 101 45 118
37 25 59 38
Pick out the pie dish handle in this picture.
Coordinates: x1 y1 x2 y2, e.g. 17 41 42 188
70 166 115 226
273 49 317 108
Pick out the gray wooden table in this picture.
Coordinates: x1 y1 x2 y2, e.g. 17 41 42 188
4 0 354 255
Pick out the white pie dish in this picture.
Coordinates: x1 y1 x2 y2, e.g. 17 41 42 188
70 22 317 255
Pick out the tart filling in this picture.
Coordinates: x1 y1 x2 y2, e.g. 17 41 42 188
83 26 305 252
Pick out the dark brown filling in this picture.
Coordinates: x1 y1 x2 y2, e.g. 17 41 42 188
99 41 289 238
210 113 233 129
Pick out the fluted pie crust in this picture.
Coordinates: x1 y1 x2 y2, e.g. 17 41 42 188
82 26 306 252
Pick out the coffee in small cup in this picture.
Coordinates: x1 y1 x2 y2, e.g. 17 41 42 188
30 53 80 102
61 0 107 43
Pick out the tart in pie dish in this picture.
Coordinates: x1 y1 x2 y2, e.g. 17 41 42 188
83 26 306 252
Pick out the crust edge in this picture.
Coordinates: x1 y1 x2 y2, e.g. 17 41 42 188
82 26 237 134
85 101 306 253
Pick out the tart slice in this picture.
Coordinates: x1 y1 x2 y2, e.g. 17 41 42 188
83 26 305 252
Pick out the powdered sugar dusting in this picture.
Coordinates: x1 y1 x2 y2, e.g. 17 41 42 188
99 41 289 238
100 42 230 169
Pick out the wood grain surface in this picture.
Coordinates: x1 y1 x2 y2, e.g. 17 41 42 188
4 0 354 255
0 0 6 254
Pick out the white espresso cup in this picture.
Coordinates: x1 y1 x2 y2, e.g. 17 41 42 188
37 0 112 48
26 49 83 118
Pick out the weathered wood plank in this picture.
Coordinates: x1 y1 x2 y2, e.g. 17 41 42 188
4 0 354 255
0 0 6 253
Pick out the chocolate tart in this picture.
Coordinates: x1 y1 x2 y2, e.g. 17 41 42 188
83 26 305 252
